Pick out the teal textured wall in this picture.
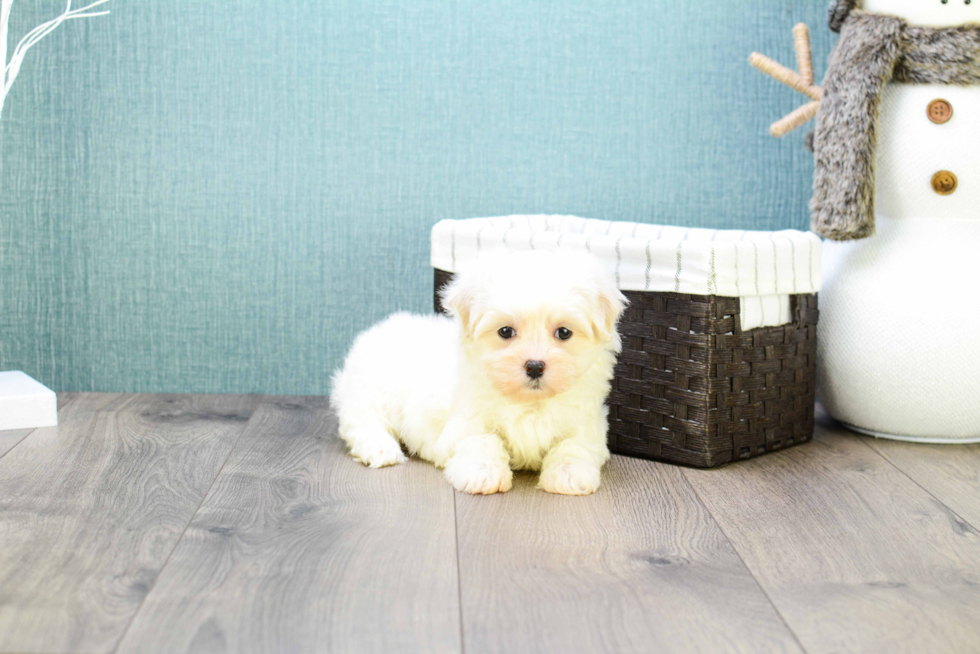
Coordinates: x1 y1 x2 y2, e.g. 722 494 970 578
0 0 834 395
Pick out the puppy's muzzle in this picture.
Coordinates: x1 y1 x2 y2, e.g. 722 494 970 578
524 360 545 380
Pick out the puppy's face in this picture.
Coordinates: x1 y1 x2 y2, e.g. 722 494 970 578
442 251 626 403
468 304 596 401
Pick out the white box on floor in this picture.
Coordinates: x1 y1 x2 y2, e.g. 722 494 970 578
0 371 58 431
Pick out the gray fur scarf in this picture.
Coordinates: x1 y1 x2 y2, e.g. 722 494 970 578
811 10 980 241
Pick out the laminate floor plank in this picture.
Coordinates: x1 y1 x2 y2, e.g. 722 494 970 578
454 456 803 654
0 393 260 653
683 418 980 654
56 391 80 409
0 428 33 459
55 391 137 413
10 390 976 654
116 398 461 654
860 435 980 531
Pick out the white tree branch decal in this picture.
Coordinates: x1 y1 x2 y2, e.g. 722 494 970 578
1 0 111 120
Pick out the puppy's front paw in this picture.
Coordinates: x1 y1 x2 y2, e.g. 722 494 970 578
350 438 408 469
444 456 513 495
538 462 601 496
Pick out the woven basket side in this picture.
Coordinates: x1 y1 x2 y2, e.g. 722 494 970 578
435 269 453 315
607 292 725 466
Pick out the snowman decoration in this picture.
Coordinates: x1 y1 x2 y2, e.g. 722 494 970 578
753 0 980 442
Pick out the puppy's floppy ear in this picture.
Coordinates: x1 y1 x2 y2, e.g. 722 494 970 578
439 273 477 336
583 274 628 343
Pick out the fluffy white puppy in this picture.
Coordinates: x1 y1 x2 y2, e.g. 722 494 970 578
330 250 627 495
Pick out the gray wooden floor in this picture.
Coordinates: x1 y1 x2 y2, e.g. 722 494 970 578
1 393 978 654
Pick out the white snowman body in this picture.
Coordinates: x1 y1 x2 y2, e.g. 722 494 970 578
818 0 980 441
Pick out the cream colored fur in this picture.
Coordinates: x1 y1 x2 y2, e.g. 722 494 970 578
330 250 627 496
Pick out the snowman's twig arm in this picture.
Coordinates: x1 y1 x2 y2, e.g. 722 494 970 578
750 24 823 138
749 53 822 101
794 23 814 86
771 101 820 138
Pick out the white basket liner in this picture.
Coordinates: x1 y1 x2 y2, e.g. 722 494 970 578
431 215 822 330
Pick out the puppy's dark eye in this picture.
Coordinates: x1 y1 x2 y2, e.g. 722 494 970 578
498 327 516 340
555 327 572 341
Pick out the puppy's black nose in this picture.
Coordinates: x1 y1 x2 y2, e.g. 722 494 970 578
525 360 545 380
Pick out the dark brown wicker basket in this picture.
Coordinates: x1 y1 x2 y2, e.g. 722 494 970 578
434 268 818 468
